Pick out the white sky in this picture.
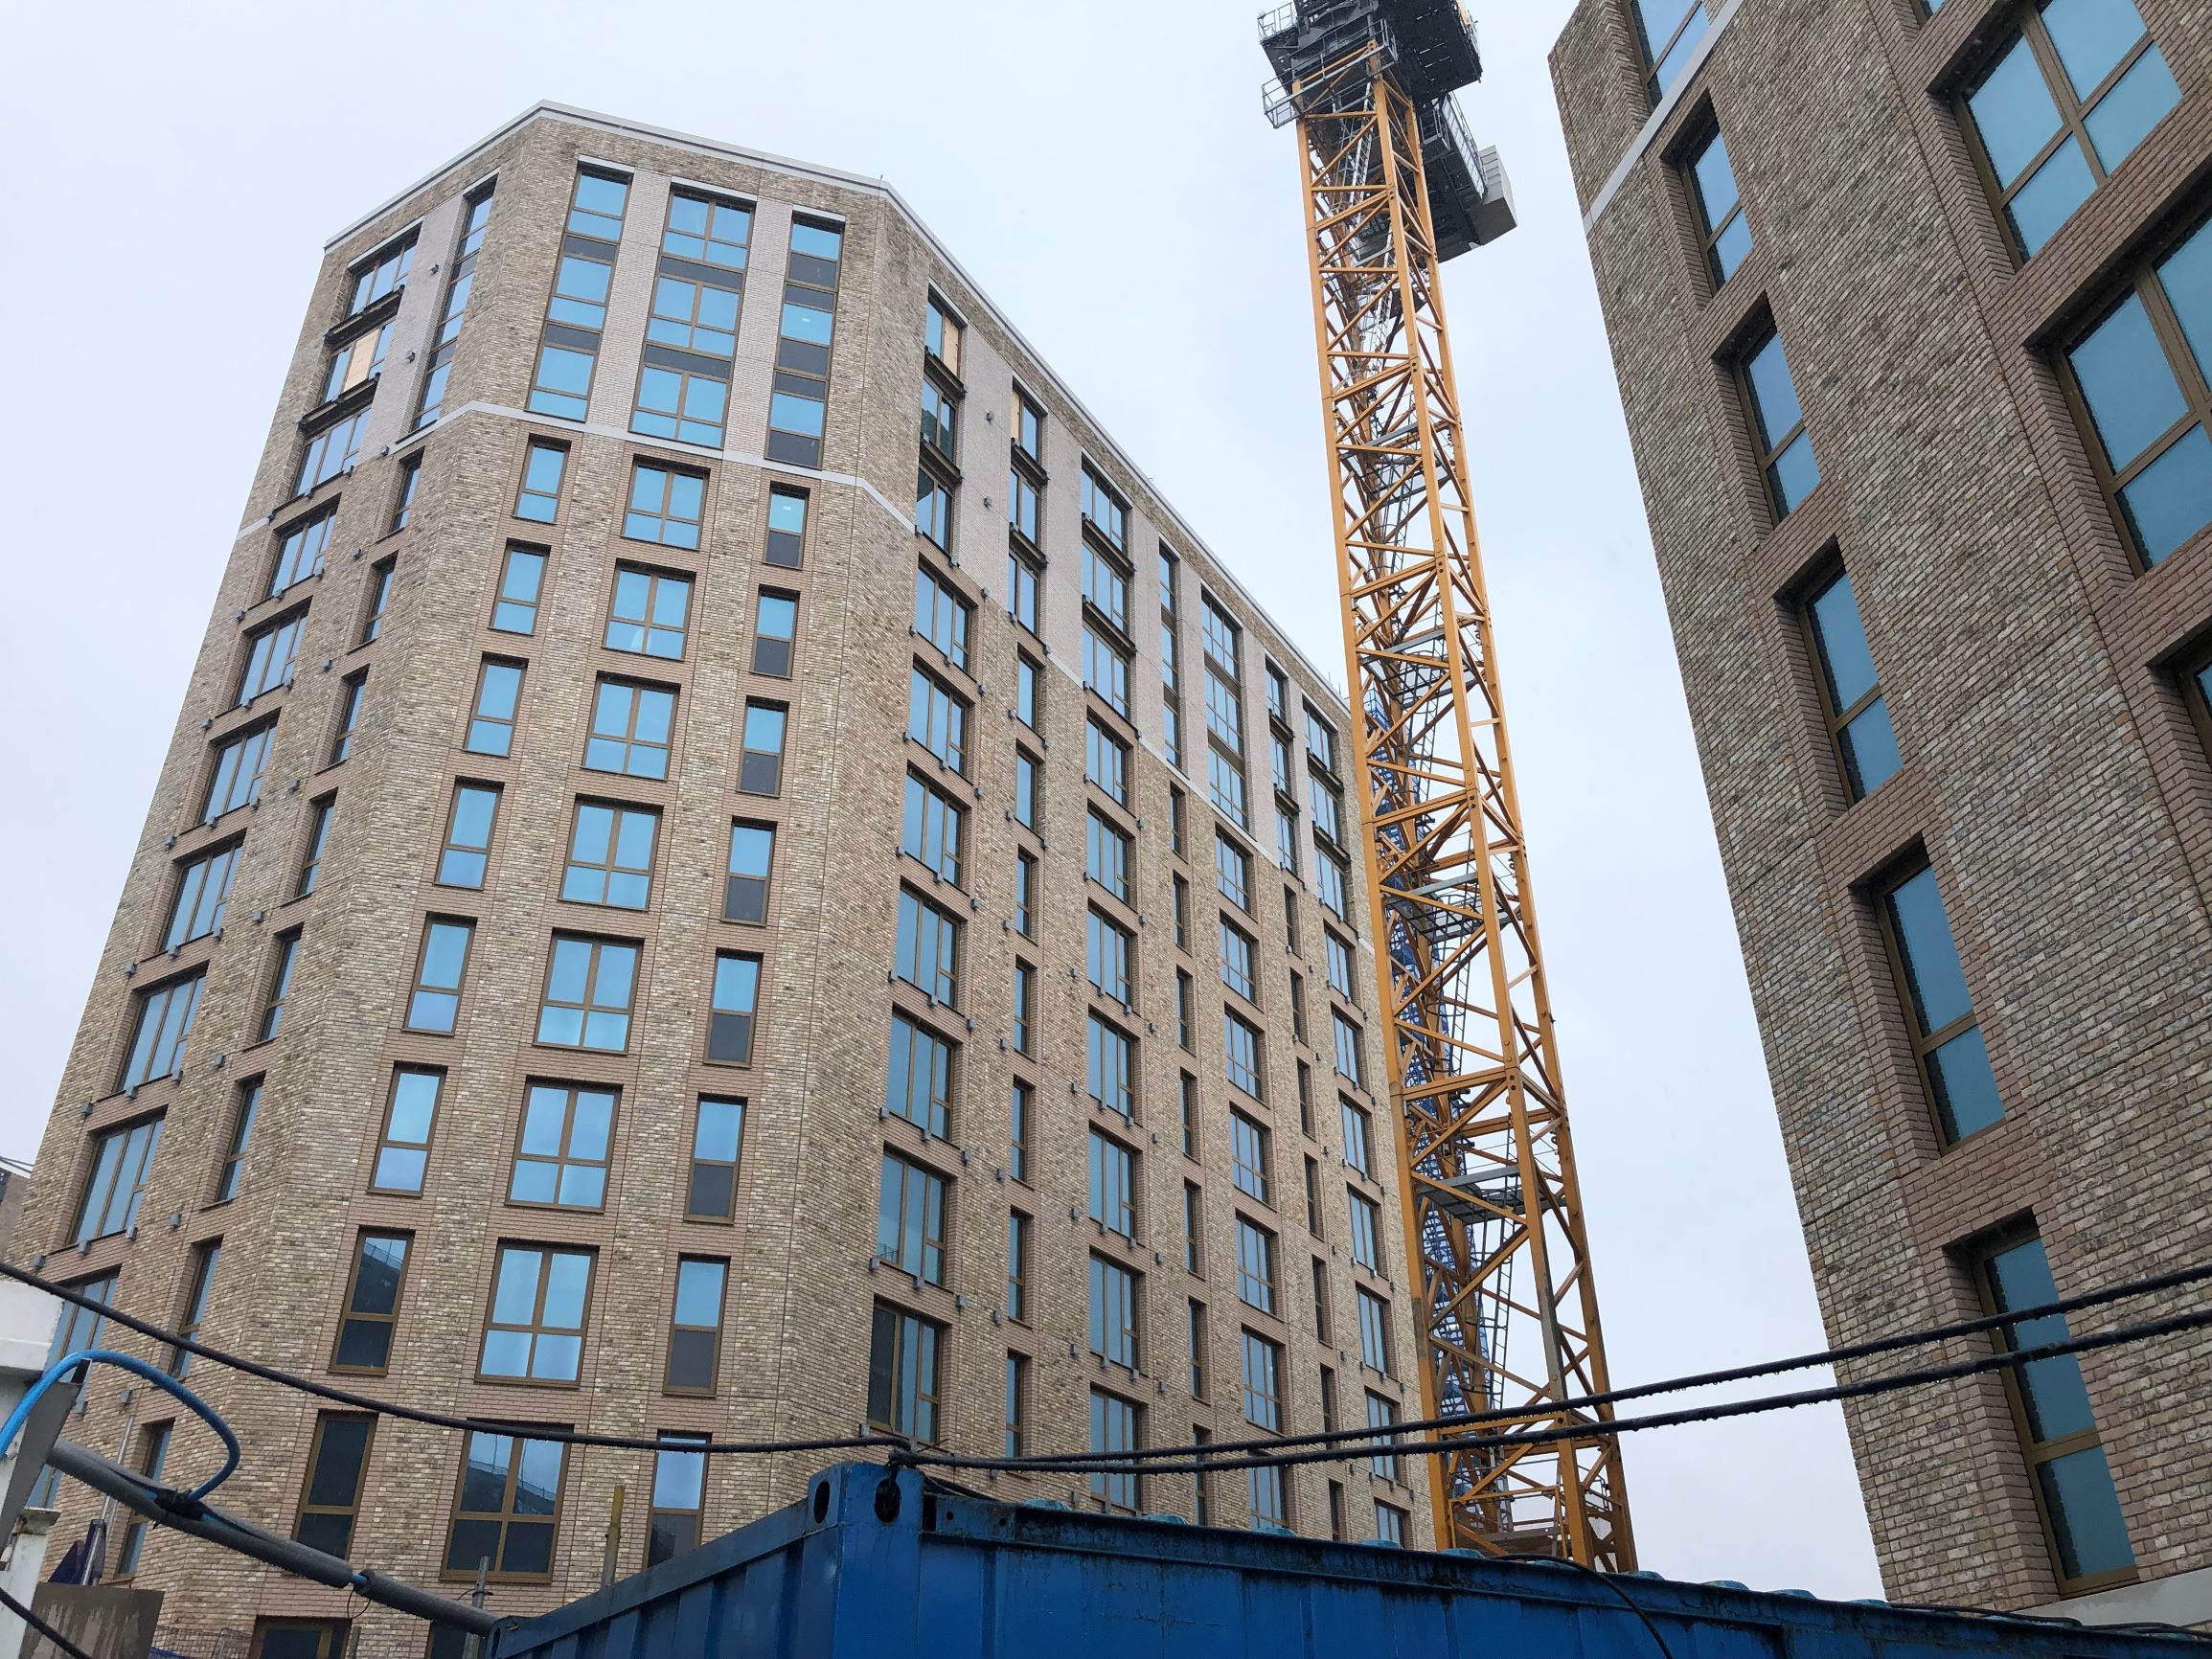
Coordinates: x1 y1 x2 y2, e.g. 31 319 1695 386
0 0 1881 1598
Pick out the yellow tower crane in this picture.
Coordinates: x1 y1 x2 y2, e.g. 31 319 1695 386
1259 0 1635 1568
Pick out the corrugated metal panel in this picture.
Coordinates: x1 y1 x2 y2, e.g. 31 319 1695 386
490 1464 2210 1659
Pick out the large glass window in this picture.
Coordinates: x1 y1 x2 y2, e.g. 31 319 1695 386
1236 1218 1278 1314
740 702 787 796
1881 864 2004 1142
332 1231 410 1373
887 1012 955 1137
372 1068 441 1193
1086 908 1132 1006
865 1304 941 1442
122 973 202 1090
914 566 972 670
584 679 675 779
707 953 761 1063
1230 1112 1271 1204
536 936 639 1052
1088 1128 1137 1239
1087 1013 1135 1118
606 568 693 660
238 611 305 704
509 1083 616 1209
663 1258 728 1394
908 668 969 774
294 1413 375 1558
647 1434 709 1567
416 186 494 428
2064 217 2211 565
1089 1254 1140 1367
878 1152 948 1284
269 507 334 596
896 888 962 1005
1963 0 2178 259
560 803 656 910
625 464 706 549
767 220 844 466
1357 1286 1393 1374
766 487 810 569
1087 810 1132 902
165 842 240 950
1804 566 1904 799
203 723 274 823
479 1244 593 1383
1089 1390 1140 1511
1634 0 1709 99
1739 325 1819 517
686 1098 745 1221
1685 125 1750 284
465 659 524 756
901 775 965 885
726 822 776 923
438 784 500 889
405 919 473 1034
445 1431 566 1581
1224 1010 1264 1097
515 441 567 524
529 170 627 420
73 1117 163 1243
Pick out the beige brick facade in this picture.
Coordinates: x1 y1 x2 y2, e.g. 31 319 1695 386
1552 0 2212 1625
12 105 1426 1651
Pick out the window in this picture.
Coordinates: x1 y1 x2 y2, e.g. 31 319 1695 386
438 784 500 888
1007 1211 1031 1321
238 610 304 704
529 170 627 420
269 507 334 596
1004 1354 1028 1457
1006 549 1040 631
647 1434 709 1567
1014 748 1041 830
1375 1502 1407 1545
560 802 656 910
1087 810 1132 901
116 1421 171 1577
1224 1010 1264 1098
878 1152 948 1284
1297 1061 1314 1134
168 1241 217 1375
584 678 675 779
1276 805 1299 870
921 383 960 462
348 235 415 314
924 293 963 373
865 1303 941 1441
725 822 775 922
1089 1388 1141 1511
445 1431 566 1580
686 1098 745 1220
1881 863 2004 1142
297 408 367 495
213 1079 258 1202
908 566 974 673
2063 217 2211 565
1325 930 1356 997
372 1068 442 1193
1089 1255 1140 1367
1087 1012 1134 1117
329 672 367 765
661 189 753 267
1186 1299 1209 1397
1013 962 1035 1055
1083 544 1130 633
1219 920 1256 1000
405 918 473 1033
294 1413 375 1557
664 1258 728 1393
1010 462 1041 546
258 928 301 1041
1236 1218 1278 1313
416 186 493 427
1327 1480 1346 1542
252 1625 347 1659
893 888 963 1007
164 842 240 950
1635 0 1709 99
1087 909 1132 1005
1184 1180 1204 1272
1685 123 1751 284
1179 1074 1197 1157
916 460 954 549
1303 1161 1323 1237
1015 654 1041 729
359 558 394 645
625 463 707 549
1739 325 1819 518
606 568 693 660
536 935 639 1052
1311 1255 1332 1340
479 1243 593 1382
390 452 422 533
1174 877 1192 950
1316 852 1348 920
707 953 761 1063
1333 1011 1365 1087
514 442 567 523
296 797 333 896
1803 566 1904 799
765 487 810 568
332 1231 410 1373
1975 1229 2134 1587
1085 719 1128 805
1230 1111 1270 1204
1010 1080 1034 1183
740 702 788 796
901 774 965 884
1367 1391 1402 1482
1357 1287 1392 1374
1015 393 1044 463
887 1012 955 1137
121 972 201 1090
509 1082 615 1208
1083 625 1130 716
750 590 798 678
1963 0 2178 260
1088 1128 1137 1239
908 667 969 773
1015 852 1037 937
1350 1192 1383 1272
1242 1329 1284 1433
1216 833 1250 911
632 316 734 446
768 219 844 466
465 659 524 756
1081 465 1128 550
1307 775 1343 848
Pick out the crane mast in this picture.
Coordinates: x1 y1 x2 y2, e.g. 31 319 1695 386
1259 0 1634 1567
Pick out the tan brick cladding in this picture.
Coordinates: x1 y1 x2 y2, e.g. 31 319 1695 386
13 107 1427 1647
1554 0 2212 1618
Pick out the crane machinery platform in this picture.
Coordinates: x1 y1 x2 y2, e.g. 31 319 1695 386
1258 0 1635 1569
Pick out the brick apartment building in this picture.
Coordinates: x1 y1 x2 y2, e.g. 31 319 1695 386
12 103 1427 1651
1553 0 2212 1627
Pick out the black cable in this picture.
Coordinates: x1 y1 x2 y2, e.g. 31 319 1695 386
980 1256 2212 1470
897 1299 2212 1478
1534 1559 1679 1659
0 1584 98 1659
0 1260 901 1460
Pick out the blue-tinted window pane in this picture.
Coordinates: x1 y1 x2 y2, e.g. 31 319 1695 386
1885 868 1973 1033
1714 216 1753 282
1928 1026 2004 1139
1647 1 1709 94
2008 139 2096 256
2120 424 2212 563
2041 1445 2136 1580
2040 0 2149 100
1985 1239 2096 1437
2160 222 2211 371
1691 131 1739 221
2083 47 2178 170
1968 41 2063 185
1841 698 1903 797
1744 335 1803 450
1808 572 1878 708
2070 294 2189 469
1770 432 1820 513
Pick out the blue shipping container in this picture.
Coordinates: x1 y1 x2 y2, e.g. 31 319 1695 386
491 1463 2209 1659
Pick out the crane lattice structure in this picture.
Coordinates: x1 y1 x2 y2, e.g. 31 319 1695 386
1260 0 1635 1568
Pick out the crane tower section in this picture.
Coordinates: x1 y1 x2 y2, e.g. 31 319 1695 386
1259 0 1634 1568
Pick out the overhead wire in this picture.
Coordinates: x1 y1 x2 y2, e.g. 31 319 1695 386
0 1583 98 1659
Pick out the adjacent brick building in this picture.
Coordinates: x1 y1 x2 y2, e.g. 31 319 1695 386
1553 0 2212 1627
13 103 1427 1651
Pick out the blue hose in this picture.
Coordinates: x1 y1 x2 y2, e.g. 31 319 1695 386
0 1349 241 1501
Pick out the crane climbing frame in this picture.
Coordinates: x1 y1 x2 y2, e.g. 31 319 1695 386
1260 2 1635 1568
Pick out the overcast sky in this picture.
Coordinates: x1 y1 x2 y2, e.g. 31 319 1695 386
0 0 1881 1597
